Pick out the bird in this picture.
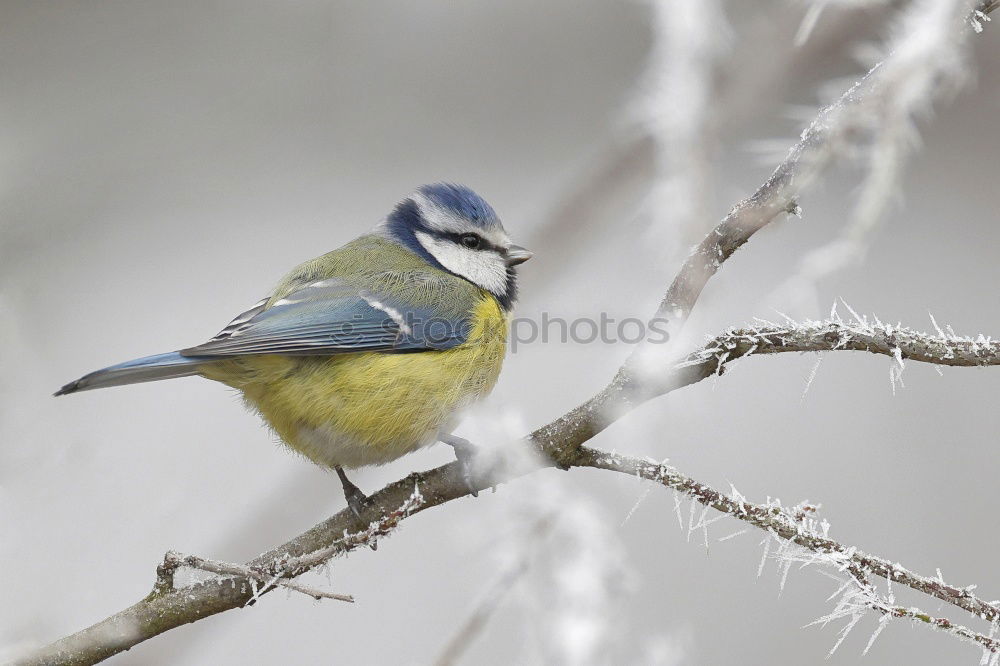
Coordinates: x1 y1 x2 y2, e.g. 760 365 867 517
56 183 532 517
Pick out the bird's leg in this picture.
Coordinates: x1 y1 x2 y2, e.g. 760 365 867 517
335 466 368 520
440 434 480 497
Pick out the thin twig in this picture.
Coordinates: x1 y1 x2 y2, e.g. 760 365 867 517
160 552 354 604
664 314 1000 394
577 448 1000 630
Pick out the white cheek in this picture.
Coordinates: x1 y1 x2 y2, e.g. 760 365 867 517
415 231 507 294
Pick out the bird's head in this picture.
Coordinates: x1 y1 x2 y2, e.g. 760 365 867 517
380 183 531 309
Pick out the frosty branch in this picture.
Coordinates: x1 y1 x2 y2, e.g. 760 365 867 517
155 552 354 604
667 309 1000 392
18 2 1000 665
577 448 1000 654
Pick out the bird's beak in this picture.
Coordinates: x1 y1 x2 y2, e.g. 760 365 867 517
505 245 533 266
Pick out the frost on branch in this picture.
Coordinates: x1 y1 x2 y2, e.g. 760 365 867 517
806 570 1000 658
581 449 1000 660
673 302 1000 392
153 484 425 604
972 8 993 33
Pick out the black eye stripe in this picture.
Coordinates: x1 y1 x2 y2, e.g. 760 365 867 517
440 231 502 253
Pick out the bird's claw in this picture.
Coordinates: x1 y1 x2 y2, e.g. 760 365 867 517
335 466 370 522
341 481 377 550
344 486 368 521
457 455 479 497
442 435 480 497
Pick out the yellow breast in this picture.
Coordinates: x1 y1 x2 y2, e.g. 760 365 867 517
202 293 508 468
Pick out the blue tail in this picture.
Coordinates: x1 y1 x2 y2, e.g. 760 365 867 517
55 351 204 396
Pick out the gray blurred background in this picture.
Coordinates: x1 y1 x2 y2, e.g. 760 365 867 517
3 1 999 664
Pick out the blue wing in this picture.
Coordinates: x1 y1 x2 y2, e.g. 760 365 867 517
180 277 473 358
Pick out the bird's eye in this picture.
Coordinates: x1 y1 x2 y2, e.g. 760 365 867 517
460 234 482 249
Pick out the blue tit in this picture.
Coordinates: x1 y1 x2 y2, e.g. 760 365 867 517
56 183 532 514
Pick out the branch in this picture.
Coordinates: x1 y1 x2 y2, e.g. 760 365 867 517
656 0 999 326
809 577 1000 658
19 4 999 664
157 551 354 604
665 310 1000 393
577 448 1000 636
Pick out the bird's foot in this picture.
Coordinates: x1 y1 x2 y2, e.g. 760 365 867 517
335 466 369 521
344 486 368 522
440 434 481 497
